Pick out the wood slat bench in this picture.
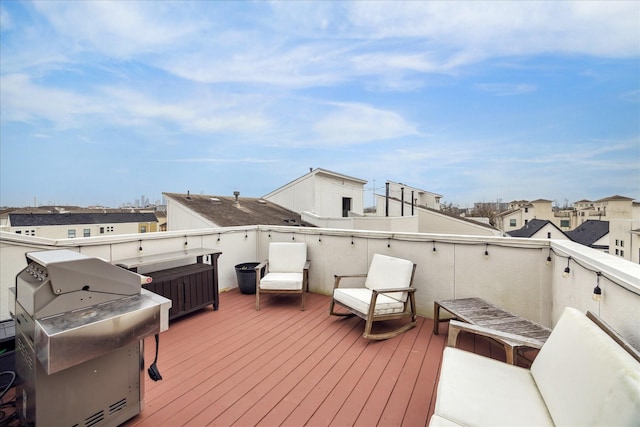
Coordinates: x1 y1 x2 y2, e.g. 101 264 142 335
433 297 552 364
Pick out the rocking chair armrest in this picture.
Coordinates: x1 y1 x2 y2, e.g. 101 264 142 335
372 287 416 294
447 319 545 350
304 260 311 270
333 273 368 289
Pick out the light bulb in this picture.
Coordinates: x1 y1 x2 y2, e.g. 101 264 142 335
563 266 570 278
592 285 602 302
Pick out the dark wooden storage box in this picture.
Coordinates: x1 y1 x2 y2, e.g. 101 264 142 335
146 263 216 321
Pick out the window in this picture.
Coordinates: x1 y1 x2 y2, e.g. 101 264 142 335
621 240 624 248
100 227 105 234
560 220 570 228
620 250 625 257
140 225 147 233
524 207 528 213
547 232 551 239
68 229 76 238
342 197 352 218
15 230 21 234
615 239 619 246
83 229 91 237
615 249 619 255
510 219 516 227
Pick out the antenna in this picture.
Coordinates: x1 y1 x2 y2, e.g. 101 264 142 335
364 179 383 208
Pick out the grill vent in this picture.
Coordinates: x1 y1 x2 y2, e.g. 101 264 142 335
109 398 127 415
84 410 104 427
17 336 33 370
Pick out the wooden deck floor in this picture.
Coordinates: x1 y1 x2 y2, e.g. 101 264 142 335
120 289 512 427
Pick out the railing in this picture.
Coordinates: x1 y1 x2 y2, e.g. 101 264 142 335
1 226 639 349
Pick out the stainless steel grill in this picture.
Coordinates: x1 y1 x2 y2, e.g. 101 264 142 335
13 249 171 427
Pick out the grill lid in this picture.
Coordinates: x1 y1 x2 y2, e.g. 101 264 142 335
17 249 151 318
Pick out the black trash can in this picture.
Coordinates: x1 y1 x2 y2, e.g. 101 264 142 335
235 262 262 294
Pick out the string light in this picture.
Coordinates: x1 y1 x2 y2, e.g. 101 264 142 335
546 249 552 265
184 236 188 247
593 272 602 302
563 257 571 278
138 240 143 253
548 248 612 300
432 241 437 254
484 244 489 259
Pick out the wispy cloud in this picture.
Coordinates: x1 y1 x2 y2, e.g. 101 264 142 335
312 103 419 145
32 1 204 57
475 83 537 96
0 5 13 31
0 1 637 207
0 74 103 128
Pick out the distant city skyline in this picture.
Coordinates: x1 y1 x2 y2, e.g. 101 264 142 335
2 190 630 211
1 2 638 208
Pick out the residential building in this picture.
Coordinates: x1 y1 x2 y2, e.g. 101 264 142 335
507 219 569 240
373 181 500 236
379 181 443 213
496 199 557 233
164 192 313 231
565 220 610 252
496 195 639 263
263 168 367 219
261 170 498 235
2 211 159 238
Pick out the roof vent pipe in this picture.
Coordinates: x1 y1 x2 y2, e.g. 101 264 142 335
411 190 415 215
385 182 389 217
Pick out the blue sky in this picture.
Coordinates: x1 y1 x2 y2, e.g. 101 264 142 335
1 1 638 208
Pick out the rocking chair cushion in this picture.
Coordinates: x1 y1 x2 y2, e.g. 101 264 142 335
259 272 304 290
364 254 414 302
333 288 406 316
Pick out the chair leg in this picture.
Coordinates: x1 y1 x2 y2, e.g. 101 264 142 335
363 316 375 339
256 288 260 311
301 290 305 311
433 301 441 335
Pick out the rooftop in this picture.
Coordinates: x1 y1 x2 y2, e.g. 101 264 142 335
164 193 314 227
1 225 638 426
121 289 511 427
565 220 609 247
7 211 158 227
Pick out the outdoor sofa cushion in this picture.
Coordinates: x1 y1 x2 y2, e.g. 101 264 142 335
430 306 640 426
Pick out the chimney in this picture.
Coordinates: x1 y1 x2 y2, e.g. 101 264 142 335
233 191 240 204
